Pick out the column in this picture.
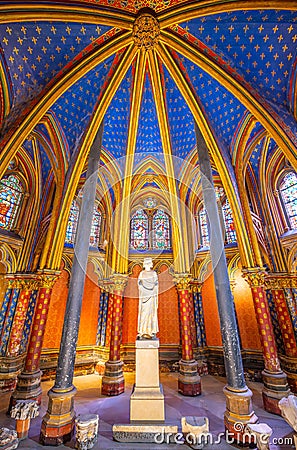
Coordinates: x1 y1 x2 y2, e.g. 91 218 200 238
0 277 21 392
40 123 103 446
11 272 58 406
101 274 127 396
242 268 290 415
195 124 257 442
267 278 297 358
174 274 201 396
284 288 297 341
192 282 206 349
266 276 297 394
6 277 38 357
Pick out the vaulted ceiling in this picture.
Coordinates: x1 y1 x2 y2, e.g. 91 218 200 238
0 1 296 195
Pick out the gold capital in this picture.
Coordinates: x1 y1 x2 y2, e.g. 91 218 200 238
242 267 267 287
174 273 192 291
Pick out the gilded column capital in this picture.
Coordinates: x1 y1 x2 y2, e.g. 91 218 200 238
173 273 193 291
190 280 202 293
38 271 60 289
98 279 112 293
110 274 128 294
242 267 267 287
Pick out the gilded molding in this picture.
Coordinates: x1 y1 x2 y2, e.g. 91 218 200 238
133 14 160 51
265 275 297 290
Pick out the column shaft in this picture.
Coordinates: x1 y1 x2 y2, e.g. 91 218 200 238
243 269 290 415
271 289 297 358
101 276 127 397
195 124 245 391
40 124 103 446
54 125 103 391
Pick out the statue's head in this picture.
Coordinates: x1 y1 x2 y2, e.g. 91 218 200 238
143 257 153 270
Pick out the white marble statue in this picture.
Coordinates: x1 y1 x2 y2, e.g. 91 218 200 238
137 258 159 339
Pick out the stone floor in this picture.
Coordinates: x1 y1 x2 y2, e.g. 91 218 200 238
0 372 295 449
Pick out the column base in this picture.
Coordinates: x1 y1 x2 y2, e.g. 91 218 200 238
0 355 25 393
101 360 124 396
287 372 297 394
224 385 258 446
178 359 201 396
40 386 77 446
262 369 290 415
9 370 42 413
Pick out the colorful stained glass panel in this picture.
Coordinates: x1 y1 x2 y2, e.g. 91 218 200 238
65 200 79 244
0 175 23 230
152 209 171 250
90 208 102 247
130 209 148 250
222 199 237 244
280 172 297 230
199 207 209 248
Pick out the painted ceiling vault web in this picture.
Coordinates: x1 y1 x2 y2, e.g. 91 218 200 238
0 1 296 203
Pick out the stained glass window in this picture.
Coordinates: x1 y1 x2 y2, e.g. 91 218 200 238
65 200 79 244
152 209 171 250
130 209 148 250
199 207 209 248
90 207 102 247
280 172 297 229
222 199 237 244
0 175 23 230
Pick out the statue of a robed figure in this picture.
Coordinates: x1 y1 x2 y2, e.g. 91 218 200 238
137 257 159 339
129 257 165 423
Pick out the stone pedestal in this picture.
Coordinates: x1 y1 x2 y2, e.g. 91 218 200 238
10 370 42 411
223 385 258 445
40 387 76 446
262 369 290 415
130 339 164 422
178 360 201 396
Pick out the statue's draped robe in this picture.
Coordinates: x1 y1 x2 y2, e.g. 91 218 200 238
137 270 159 337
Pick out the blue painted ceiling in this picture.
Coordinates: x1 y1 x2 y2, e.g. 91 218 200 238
1 7 296 185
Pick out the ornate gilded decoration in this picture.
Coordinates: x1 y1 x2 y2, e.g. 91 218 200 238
242 267 267 287
110 273 128 293
173 273 192 291
133 14 160 51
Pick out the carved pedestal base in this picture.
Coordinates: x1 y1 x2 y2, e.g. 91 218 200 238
9 370 42 413
10 399 39 440
40 386 77 446
223 385 258 445
75 414 99 450
178 360 201 396
0 428 18 450
262 370 290 415
101 361 124 396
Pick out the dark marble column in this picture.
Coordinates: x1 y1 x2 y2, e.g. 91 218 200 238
40 123 104 446
195 124 257 442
